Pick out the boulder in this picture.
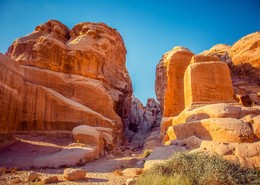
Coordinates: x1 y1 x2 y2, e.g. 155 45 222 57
144 145 186 170
143 129 161 150
172 103 242 125
170 135 203 149
161 103 243 138
170 118 254 143
252 115 260 140
42 176 59 184
33 146 97 168
122 168 143 177
27 171 39 182
184 62 235 107
155 46 194 116
72 125 104 156
193 141 260 168
63 168 86 181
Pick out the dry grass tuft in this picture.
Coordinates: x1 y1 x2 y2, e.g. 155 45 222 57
138 152 260 185
135 169 143 175
0 167 18 174
142 149 152 158
114 169 123 176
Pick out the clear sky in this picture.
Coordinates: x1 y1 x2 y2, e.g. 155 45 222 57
0 0 260 104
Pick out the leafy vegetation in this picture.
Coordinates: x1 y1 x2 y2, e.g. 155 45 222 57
137 152 260 185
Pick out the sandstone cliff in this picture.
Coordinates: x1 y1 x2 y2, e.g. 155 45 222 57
228 31 260 85
155 46 194 117
0 54 25 148
201 32 260 106
157 32 260 168
0 20 133 150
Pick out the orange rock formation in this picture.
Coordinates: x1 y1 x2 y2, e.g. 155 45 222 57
184 61 235 107
0 20 133 149
155 46 194 117
157 32 260 168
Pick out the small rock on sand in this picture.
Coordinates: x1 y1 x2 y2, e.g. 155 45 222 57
63 168 86 181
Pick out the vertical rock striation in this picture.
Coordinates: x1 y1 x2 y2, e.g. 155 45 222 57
1 20 133 148
156 32 260 168
155 46 194 117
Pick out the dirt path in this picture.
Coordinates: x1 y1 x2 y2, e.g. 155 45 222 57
0 134 144 185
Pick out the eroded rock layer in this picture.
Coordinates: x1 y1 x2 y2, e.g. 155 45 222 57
0 20 133 148
201 32 260 106
228 31 260 85
155 46 194 117
157 32 260 168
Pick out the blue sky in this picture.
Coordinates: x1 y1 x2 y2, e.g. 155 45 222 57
0 0 259 104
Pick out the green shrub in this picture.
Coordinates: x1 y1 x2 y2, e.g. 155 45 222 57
138 152 260 185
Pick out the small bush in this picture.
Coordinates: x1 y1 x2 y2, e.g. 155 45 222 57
142 149 153 158
138 152 260 185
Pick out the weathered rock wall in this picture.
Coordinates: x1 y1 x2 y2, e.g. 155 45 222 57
0 20 133 147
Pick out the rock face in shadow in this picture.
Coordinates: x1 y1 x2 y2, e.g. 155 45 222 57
0 20 132 149
156 32 260 168
228 31 260 85
126 96 162 147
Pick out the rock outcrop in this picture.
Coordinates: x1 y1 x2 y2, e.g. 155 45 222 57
157 33 260 168
72 125 105 156
184 61 234 107
228 32 260 85
126 96 161 147
63 168 86 181
0 54 25 148
155 46 194 117
163 103 259 144
0 20 132 150
200 32 260 106
201 44 231 59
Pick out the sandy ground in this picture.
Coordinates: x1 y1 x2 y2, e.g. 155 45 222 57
0 168 133 185
0 133 144 185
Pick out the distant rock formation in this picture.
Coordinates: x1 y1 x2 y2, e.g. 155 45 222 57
126 96 162 147
0 20 133 151
156 32 260 168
